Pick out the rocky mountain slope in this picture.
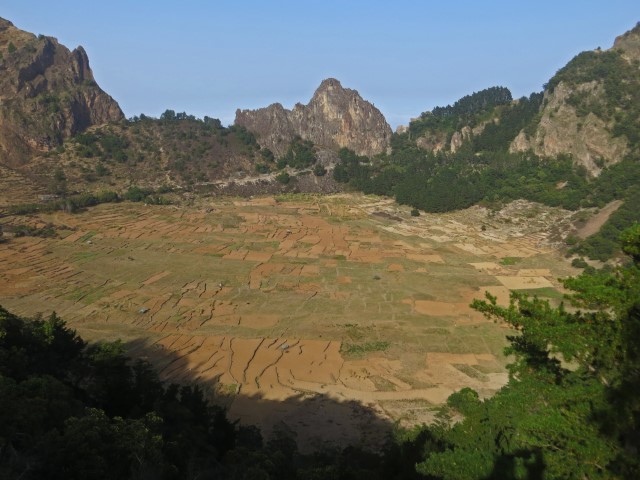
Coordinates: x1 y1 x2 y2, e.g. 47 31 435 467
235 78 392 157
404 86 516 155
0 17 123 167
509 22 640 175
401 23 640 178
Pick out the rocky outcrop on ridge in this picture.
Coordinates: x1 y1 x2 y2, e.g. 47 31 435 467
509 23 640 175
0 18 123 166
235 78 392 157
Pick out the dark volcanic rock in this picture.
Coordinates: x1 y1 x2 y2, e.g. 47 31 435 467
0 17 123 166
235 78 392 157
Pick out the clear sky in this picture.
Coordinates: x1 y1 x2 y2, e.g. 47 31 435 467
3 1 639 128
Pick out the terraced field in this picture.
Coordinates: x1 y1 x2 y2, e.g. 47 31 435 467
0 193 578 450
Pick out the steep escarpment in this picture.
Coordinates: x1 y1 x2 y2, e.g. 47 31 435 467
0 18 123 166
510 22 640 175
509 80 629 174
235 78 392 157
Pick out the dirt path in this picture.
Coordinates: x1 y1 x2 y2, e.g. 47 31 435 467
576 200 623 239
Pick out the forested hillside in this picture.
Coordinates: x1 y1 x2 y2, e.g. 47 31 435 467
34 112 264 191
408 86 515 141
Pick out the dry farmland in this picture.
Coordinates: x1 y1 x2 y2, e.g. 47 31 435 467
0 193 578 450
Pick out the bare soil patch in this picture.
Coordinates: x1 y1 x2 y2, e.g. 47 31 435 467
576 200 623 239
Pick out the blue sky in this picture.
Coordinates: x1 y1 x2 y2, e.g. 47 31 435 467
4 1 639 127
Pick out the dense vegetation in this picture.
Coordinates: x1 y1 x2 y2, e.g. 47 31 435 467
334 87 559 211
44 111 268 189
334 146 591 213
8 186 171 215
277 137 318 170
409 87 514 139
42 110 323 196
2 226 638 478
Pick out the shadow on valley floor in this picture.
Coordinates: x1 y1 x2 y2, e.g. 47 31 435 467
123 337 397 454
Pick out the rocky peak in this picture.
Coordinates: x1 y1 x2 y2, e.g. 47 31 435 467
612 21 640 62
0 18 13 31
0 17 123 166
235 78 391 157
314 77 342 93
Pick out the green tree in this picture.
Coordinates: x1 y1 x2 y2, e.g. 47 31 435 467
275 172 290 184
313 163 327 176
415 226 640 478
50 168 67 196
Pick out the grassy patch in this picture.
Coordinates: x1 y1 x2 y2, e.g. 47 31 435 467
71 251 100 264
423 327 451 335
79 232 96 242
499 257 520 266
453 364 488 381
219 213 242 228
274 193 320 203
370 375 397 391
341 341 390 356
514 287 564 300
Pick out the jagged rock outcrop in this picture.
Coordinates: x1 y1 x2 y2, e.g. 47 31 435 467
509 23 640 175
416 131 447 153
0 18 123 166
235 78 392 157
450 126 473 153
415 116 496 154
613 21 640 61
509 81 628 173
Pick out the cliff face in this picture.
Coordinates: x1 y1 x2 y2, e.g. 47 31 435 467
510 23 640 175
235 78 391 157
509 81 628 173
0 18 123 166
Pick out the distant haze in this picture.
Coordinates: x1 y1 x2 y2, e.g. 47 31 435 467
5 0 640 128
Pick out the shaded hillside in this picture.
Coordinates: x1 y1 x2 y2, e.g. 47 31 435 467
0 18 123 166
37 113 262 191
0 305 398 480
3 112 341 205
